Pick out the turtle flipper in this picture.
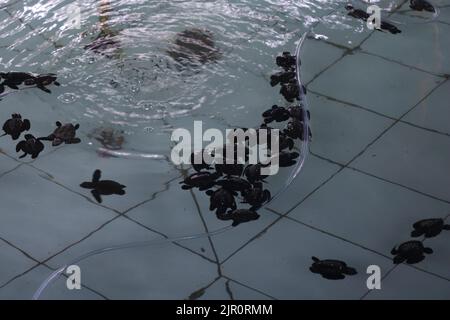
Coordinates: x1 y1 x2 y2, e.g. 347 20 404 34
311 256 320 263
22 119 31 131
322 274 345 280
91 190 102 203
410 229 423 237
37 85 51 93
38 134 54 141
54 81 61 86
393 255 406 264
68 138 81 144
16 141 25 152
443 224 450 230
424 247 433 254
19 153 27 159
344 267 357 275
91 170 102 183
31 152 39 159
6 83 19 90
11 132 20 140
0 84 4 94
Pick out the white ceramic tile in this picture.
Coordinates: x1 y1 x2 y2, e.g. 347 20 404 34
126 182 218 261
365 265 450 299
308 93 394 163
352 122 450 202
0 265 104 300
403 81 450 135
0 240 36 287
0 165 113 261
362 15 450 75
222 218 392 299
288 168 450 257
47 217 218 299
308 52 443 118
267 154 341 213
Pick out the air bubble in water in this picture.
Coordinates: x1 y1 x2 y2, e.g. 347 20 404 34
58 93 78 103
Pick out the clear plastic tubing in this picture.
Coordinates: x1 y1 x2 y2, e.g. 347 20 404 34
32 32 311 300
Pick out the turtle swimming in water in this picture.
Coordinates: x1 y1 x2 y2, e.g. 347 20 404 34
16 134 45 159
391 240 433 264
24 73 60 93
80 169 126 203
411 218 450 238
39 121 81 146
1 114 31 140
167 28 222 66
410 0 435 13
310 256 357 280
0 72 35 93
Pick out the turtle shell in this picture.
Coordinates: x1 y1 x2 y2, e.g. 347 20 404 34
54 124 77 140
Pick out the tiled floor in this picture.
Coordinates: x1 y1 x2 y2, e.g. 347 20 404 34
0 0 449 300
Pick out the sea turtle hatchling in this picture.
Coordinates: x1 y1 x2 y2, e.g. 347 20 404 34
80 169 126 203
411 218 450 238
39 121 81 146
309 256 357 280
1 114 30 140
16 134 44 159
391 240 433 264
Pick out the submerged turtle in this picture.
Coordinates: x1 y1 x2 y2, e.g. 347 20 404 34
411 218 450 238
39 121 81 146
16 134 44 159
1 114 30 140
0 72 35 93
410 0 435 12
167 28 222 66
80 169 126 203
310 256 357 280
391 240 433 264
24 73 60 93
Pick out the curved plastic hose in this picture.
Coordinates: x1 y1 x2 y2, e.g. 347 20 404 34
32 32 312 300
32 225 233 300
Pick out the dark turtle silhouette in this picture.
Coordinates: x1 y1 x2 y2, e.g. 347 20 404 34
206 187 237 215
216 208 260 227
411 218 450 238
270 71 296 87
39 121 81 146
310 256 357 280
410 0 435 12
1 114 30 140
167 28 222 66
0 72 35 93
391 240 433 264
276 51 296 70
80 169 126 203
24 73 60 93
16 134 44 159
180 171 220 191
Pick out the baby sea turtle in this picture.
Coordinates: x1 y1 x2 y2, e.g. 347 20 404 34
167 28 222 66
411 218 450 238
262 105 291 124
24 73 60 93
270 71 296 87
80 169 126 203
216 208 260 227
1 114 30 140
16 134 44 159
206 187 237 215
0 72 35 92
280 80 300 102
244 164 268 184
391 240 433 264
180 171 220 191
284 120 304 140
39 121 81 146
310 256 357 280
215 177 252 193
410 0 435 12
241 182 271 210
89 127 125 150
276 51 296 70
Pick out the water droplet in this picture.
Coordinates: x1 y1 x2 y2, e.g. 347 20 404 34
58 93 77 103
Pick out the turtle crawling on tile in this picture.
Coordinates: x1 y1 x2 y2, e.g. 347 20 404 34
411 218 450 238
16 134 44 159
262 105 291 124
410 0 435 12
391 240 433 264
80 169 126 203
310 256 357 280
39 121 81 146
1 114 31 140
276 51 297 70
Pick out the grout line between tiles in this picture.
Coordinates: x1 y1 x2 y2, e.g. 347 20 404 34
222 275 278 300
